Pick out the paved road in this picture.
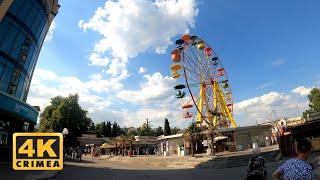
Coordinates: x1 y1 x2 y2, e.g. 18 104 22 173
53 162 281 180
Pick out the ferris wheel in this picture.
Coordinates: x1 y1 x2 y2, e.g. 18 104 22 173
170 35 237 129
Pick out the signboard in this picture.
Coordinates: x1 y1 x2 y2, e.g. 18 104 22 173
13 133 63 170
0 92 38 123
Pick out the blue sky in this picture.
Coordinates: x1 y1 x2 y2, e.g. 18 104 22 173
28 0 320 128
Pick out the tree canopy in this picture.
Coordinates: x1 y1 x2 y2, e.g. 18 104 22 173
164 118 171 136
39 94 92 146
303 88 320 118
94 121 121 138
137 120 153 136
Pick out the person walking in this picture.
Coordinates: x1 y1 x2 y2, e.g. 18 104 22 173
272 138 313 180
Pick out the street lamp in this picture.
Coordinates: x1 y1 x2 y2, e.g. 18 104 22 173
62 128 68 161
62 128 69 137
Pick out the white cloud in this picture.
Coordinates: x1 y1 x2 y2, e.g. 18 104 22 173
74 0 199 128
138 67 147 74
234 91 308 126
291 86 312 96
79 0 198 91
28 67 312 129
89 53 110 66
272 58 285 67
115 72 194 128
79 0 198 60
44 20 56 43
117 72 175 104
27 68 187 128
106 58 129 79
27 68 115 113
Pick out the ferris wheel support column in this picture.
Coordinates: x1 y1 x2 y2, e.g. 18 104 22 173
212 81 218 127
215 85 237 128
196 84 204 127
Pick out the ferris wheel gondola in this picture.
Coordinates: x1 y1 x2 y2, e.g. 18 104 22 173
170 34 237 129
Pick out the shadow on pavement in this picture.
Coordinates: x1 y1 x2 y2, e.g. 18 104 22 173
54 164 248 180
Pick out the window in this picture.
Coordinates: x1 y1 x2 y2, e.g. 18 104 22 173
0 20 10 45
16 1 32 21
15 73 25 99
10 31 25 60
27 45 40 74
23 44 36 73
22 78 30 101
0 62 14 92
0 62 4 77
8 0 24 14
25 4 39 28
36 19 46 40
20 76 29 101
7 68 21 96
31 11 43 34
0 22 18 54
18 37 32 63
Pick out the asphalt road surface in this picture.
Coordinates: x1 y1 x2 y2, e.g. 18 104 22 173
53 162 280 180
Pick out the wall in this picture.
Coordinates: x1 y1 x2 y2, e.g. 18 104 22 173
235 125 272 150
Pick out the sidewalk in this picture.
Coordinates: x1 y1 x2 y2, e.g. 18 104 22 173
0 163 59 180
213 144 280 158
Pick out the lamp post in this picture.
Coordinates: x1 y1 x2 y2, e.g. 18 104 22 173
62 128 68 160
62 128 69 139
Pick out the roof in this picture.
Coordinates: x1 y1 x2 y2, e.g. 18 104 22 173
100 143 116 149
134 136 158 144
235 124 272 131
77 136 104 146
157 134 184 140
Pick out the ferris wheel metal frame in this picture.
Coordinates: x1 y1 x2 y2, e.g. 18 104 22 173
171 34 237 129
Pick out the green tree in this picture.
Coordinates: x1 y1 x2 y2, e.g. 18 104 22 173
154 126 164 136
171 127 180 134
112 122 121 137
39 94 92 146
95 123 103 138
101 122 107 137
164 118 171 136
184 122 201 157
303 88 320 118
87 121 96 133
137 120 154 136
126 127 138 136
106 121 112 137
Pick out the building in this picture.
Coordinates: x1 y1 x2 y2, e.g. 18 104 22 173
274 117 306 128
157 134 188 156
77 134 105 147
0 0 59 161
234 124 272 151
280 115 320 156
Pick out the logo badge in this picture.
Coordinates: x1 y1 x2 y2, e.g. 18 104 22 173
13 133 63 170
